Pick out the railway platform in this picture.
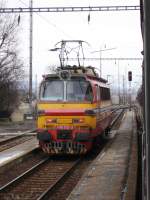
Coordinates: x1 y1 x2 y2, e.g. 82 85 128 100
0 138 38 168
68 110 137 200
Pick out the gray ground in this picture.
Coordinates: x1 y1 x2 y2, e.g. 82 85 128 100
0 120 36 133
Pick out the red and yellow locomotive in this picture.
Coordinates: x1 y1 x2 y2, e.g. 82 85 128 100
37 66 116 154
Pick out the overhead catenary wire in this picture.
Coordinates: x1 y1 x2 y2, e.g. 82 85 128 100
65 57 142 61
17 0 73 39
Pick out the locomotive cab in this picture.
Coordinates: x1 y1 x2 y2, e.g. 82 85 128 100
39 76 94 103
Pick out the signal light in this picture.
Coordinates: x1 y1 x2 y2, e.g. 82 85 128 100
128 71 132 81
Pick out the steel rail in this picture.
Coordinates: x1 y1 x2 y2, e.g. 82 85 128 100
0 130 35 146
0 5 140 14
0 156 80 200
0 157 49 192
101 106 125 140
37 159 81 200
110 108 125 129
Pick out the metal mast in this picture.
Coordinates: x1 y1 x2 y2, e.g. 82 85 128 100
144 0 150 199
118 60 120 104
29 0 33 103
0 5 140 13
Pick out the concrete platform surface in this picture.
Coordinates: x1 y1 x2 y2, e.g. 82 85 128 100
67 110 137 200
0 138 38 168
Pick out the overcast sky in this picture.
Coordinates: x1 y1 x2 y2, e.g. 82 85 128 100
5 0 143 89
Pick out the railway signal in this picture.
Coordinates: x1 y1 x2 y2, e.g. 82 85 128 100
128 71 132 81
128 71 132 110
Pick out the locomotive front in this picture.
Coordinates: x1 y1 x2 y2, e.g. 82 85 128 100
37 70 96 154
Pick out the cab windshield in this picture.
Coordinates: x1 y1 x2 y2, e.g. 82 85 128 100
66 80 93 101
40 80 64 101
40 80 93 102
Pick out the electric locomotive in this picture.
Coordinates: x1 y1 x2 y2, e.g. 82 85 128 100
37 65 116 154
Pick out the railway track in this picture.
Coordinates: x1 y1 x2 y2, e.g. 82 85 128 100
0 149 46 188
0 145 108 200
0 134 35 152
111 108 125 130
0 156 81 199
0 128 36 144
0 107 126 200
0 129 119 200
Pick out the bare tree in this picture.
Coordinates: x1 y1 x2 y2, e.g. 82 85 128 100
0 2 24 116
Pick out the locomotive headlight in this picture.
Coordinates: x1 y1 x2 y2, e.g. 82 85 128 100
46 118 57 123
73 118 84 123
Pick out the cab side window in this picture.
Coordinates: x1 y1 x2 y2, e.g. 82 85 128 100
100 87 110 100
85 85 93 101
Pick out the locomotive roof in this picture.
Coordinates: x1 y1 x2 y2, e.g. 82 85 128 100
42 65 107 83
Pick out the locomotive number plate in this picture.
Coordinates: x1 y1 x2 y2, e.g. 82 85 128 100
58 119 72 124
